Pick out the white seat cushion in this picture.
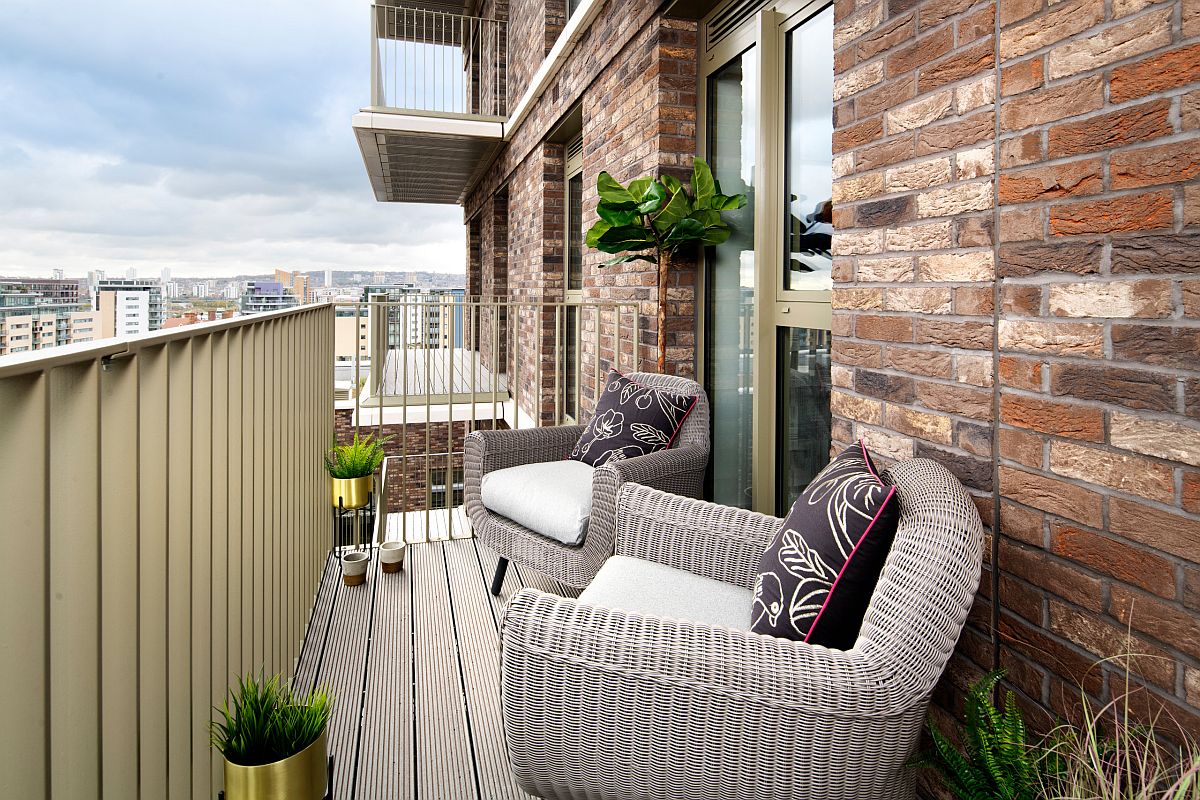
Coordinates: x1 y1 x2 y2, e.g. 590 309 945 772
480 459 594 546
578 555 753 631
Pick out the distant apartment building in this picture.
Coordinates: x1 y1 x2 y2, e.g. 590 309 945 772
94 278 164 338
275 269 312 303
0 278 96 356
162 309 237 329
190 280 215 298
240 280 299 314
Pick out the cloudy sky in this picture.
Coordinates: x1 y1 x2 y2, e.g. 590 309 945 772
0 0 464 279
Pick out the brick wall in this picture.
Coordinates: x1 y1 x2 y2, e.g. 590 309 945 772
464 1 700 423
831 0 1200 750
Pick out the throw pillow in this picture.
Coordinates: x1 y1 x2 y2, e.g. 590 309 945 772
569 371 698 467
751 440 899 649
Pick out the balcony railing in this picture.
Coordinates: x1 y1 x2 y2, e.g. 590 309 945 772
0 305 334 798
370 4 507 117
337 297 639 542
0 298 641 794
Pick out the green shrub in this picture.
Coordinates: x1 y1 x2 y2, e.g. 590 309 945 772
921 665 1200 800
923 670 1041 800
211 672 332 767
324 433 390 479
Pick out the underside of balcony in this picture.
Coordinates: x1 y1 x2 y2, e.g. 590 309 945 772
296 539 579 799
353 117 503 203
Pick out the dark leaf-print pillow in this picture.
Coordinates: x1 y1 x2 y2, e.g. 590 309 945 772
569 371 698 467
751 440 899 649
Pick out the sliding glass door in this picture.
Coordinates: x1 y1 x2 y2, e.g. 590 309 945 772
706 47 757 509
701 0 833 515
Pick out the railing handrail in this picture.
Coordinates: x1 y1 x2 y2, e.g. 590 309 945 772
371 3 507 116
0 303 333 380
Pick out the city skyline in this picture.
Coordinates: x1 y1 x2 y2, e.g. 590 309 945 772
0 0 465 279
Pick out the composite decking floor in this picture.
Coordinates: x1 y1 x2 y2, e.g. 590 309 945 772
294 538 580 800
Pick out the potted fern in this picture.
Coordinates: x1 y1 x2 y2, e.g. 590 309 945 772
212 672 332 800
324 432 390 510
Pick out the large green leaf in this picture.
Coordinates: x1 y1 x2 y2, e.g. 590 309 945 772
585 220 612 249
664 217 705 243
701 225 732 246
711 193 747 211
597 202 639 227
652 185 694 233
596 223 655 254
627 177 654 201
692 159 716 210
689 209 720 228
603 253 657 266
636 181 668 215
596 172 636 208
660 174 683 195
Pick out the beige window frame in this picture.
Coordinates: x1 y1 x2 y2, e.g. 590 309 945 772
697 0 833 514
561 133 585 424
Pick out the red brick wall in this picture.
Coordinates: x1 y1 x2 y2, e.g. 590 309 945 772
832 0 1200 746
464 2 700 423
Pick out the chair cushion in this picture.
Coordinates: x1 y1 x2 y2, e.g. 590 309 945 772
569 370 698 467
751 440 899 649
480 459 595 546
579 555 753 631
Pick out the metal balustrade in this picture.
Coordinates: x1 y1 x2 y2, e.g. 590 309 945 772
0 305 334 798
338 297 639 544
0 297 640 796
371 5 507 117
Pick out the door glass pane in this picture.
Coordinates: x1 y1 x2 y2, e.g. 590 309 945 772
706 48 757 509
568 172 583 291
777 326 831 515
784 7 834 292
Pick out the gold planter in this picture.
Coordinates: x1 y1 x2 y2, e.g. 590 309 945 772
331 475 373 509
223 729 328 800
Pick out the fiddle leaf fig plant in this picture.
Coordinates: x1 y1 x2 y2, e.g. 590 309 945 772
586 159 746 371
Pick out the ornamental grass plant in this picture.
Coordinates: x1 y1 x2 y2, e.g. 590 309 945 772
211 672 332 767
923 660 1200 800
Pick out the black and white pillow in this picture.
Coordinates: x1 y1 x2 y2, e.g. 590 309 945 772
569 371 698 468
751 440 899 649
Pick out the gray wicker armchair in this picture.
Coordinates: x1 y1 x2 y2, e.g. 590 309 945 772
498 458 984 800
464 372 710 591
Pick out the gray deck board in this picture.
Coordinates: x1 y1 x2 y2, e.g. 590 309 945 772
356 557 413 800
412 543 478 798
293 539 581 799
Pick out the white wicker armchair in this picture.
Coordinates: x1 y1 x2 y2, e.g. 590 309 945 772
498 458 985 800
464 372 710 591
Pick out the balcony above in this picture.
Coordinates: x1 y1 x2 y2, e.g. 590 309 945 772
354 4 506 203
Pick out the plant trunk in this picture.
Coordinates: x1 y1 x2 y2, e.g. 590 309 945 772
657 250 669 373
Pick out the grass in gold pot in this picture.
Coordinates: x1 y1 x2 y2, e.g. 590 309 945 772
212 672 332 800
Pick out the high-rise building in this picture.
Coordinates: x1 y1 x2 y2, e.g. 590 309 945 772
274 269 312 304
240 280 299 314
0 278 96 356
324 268 333 288
163 280 183 299
94 278 164 338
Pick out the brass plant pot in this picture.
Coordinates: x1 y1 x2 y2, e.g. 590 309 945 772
331 475 373 509
223 728 328 800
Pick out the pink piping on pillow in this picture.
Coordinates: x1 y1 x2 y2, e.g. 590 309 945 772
859 438 884 484
802 442 896 645
664 394 699 450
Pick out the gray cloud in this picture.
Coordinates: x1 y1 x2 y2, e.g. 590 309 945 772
0 0 465 278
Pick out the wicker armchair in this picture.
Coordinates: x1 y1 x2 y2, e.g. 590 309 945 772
498 458 984 800
464 372 709 591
